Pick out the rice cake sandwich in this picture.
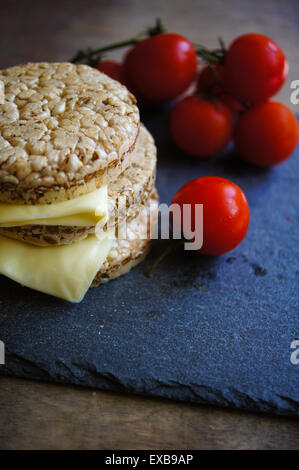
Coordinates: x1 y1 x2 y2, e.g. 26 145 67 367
0 62 158 302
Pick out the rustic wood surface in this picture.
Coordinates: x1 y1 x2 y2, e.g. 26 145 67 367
0 0 298 450
0 376 299 450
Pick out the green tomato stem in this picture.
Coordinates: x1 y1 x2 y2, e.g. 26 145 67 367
146 239 185 278
69 18 167 66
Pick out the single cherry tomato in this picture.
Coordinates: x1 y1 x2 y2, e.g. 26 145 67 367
170 95 234 157
223 33 288 104
234 101 299 167
123 33 198 103
197 64 243 114
172 177 250 255
197 64 224 95
97 60 127 86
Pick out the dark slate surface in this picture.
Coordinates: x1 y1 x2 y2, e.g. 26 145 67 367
0 109 298 417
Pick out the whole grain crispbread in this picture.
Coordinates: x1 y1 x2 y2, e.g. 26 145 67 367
0 62 139 204
0 125 157 246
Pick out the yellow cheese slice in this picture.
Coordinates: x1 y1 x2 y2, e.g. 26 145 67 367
0 233 113 302
0 186 108 227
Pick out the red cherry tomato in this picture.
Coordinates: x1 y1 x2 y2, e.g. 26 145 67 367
97 60 127 86
170 95 234 157
123 33 197 103
197 64 243 114
223 33 288 104
172 177 250 255
234 101 299 167
197 64 224 95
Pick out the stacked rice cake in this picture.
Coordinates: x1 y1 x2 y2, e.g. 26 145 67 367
0 62 158 302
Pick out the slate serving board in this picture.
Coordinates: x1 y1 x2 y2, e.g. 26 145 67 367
0 109 298 417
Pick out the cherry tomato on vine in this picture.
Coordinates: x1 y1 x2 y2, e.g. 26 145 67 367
223 33 288 104
123 33 198 103
197 64 224 95
170 95 234 157
171 177 250 255
97 60 127 86
234 101 299 167
197 64 243 114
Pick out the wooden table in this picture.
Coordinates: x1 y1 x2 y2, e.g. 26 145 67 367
0 0 298 450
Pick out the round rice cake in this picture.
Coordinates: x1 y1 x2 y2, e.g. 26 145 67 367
0 124 157 246
0 62 139 204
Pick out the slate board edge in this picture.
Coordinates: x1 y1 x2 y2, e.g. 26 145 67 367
2 355 298 418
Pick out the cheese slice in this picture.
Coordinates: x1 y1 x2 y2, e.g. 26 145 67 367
0 186 108 227
0 233 113 302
